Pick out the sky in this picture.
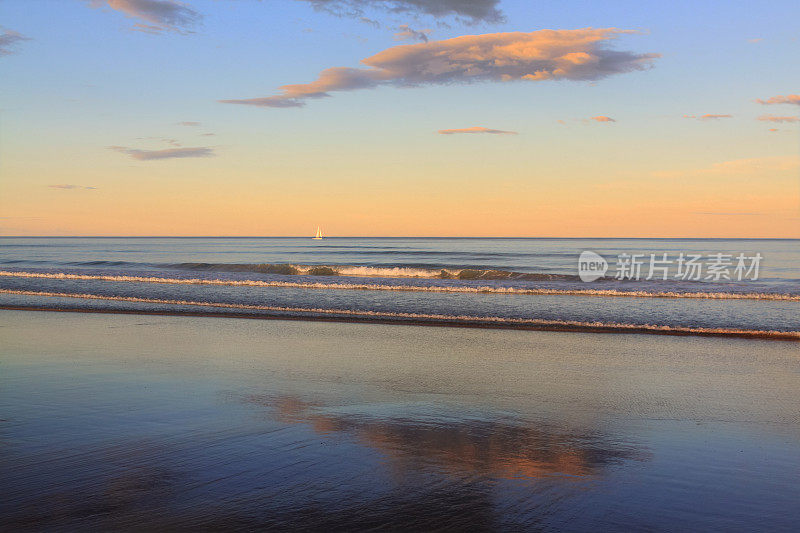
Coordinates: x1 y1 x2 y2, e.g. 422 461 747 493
0 0 798 237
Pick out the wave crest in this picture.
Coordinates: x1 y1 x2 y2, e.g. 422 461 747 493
165 262 577 281
1 270 798 300
2 289 797 340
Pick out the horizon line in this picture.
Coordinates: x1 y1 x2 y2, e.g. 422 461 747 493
0 235 798 240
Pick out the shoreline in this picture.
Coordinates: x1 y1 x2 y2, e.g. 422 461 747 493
3 305 798 341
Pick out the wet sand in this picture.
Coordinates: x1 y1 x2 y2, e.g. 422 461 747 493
1 310 799 530
3 302 799 340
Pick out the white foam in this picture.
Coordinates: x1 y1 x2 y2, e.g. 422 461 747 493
1 270 797 301
2 289 798 340
328 265 442 278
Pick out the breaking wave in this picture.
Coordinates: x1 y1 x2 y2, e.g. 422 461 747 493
2 289 797 340
1 270 798 300
163 262 577 280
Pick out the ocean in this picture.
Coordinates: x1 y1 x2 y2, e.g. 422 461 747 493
0 237 798 338
3 238 800 530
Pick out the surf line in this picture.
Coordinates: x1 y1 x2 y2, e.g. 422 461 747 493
1 289 798 341
0 271 798 301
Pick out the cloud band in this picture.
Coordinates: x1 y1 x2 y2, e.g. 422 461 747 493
220 28 659 109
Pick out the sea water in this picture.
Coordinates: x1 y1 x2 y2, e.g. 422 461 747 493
0 237 798 337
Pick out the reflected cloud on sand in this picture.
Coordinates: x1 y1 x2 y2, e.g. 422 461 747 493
248 394 650 481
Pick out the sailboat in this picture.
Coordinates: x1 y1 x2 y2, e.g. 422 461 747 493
312 226 323 240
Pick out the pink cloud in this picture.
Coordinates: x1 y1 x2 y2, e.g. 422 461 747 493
591 116 616 122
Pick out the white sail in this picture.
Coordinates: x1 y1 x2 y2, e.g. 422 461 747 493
313 226 323 239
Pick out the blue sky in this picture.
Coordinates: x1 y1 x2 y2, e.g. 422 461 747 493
0 0 798 236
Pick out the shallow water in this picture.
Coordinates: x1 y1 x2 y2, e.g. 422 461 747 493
1 311 799 530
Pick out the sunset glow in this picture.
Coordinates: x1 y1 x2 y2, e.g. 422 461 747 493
0 1 798 237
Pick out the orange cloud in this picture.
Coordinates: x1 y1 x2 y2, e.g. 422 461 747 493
757 114 799 123
591 116 616 122
220 28 658 108
756 94 800 106
437 126 517 135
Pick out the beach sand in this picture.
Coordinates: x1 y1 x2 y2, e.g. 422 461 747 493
1 310 799 530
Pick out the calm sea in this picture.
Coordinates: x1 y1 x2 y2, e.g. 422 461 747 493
1 237 798 337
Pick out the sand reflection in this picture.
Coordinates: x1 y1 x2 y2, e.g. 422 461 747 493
249 394 648 481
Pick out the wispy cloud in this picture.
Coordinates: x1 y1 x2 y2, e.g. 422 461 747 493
394 24 431 43
48 184 97 190
756 94 800 106
177 120 201 126
590 115 616 122
110 145 214 160
684 114 733 120
220 28 658 109
0 27 31 56
653 156 800 179
693 211 765 216
757 114 799 123
359 16 380 28
437 126 517 135
90 0 201 34
296 0 503 24
135 136 183 146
